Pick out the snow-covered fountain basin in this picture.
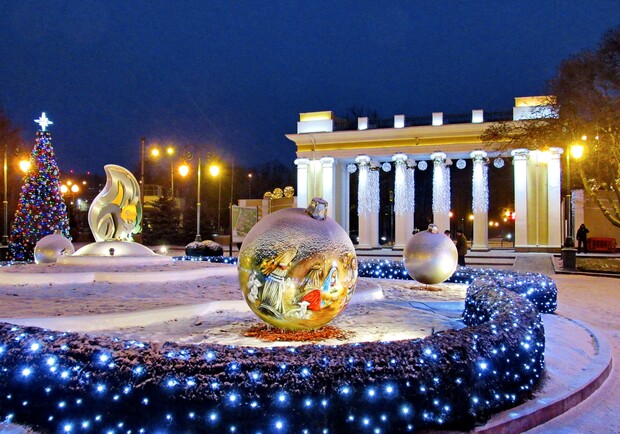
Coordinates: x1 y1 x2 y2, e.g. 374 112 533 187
0 259 557 433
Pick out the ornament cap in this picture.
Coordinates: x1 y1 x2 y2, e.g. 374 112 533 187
305 197 328 220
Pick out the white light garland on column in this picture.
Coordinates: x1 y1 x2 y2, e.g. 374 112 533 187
471 151 489 214
368 167 380 215
356 155 380 216
431 152 451 214
357 160 369 216
393 154 414 215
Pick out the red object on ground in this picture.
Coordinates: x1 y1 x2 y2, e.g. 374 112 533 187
587 237 617 253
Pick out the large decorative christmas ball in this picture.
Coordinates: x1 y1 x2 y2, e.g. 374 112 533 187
238 198 357 330
403 230 458 284
34 232 75 264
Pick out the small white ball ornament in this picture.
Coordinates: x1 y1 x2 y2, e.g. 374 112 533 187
403 228 458 284
238 198 357 330
34 232 75 264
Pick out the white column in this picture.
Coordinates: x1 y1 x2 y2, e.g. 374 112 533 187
368 166 380 248
320 157 335 219
392 153 414 248
511 149 529 249
548 147 564 248
356 155 372 249
294 158 310 209
335 161 350 231
470 150 489 250
431 152 450 233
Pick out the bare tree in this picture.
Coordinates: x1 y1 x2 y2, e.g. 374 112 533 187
482 27 620 227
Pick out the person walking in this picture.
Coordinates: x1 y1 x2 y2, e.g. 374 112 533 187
455 230 468 266
576 223 590 254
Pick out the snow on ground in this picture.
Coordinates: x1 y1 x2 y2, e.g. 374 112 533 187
1 261 618 433
525 273 620 434
0 261 468 348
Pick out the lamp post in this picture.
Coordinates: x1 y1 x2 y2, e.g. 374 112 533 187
2 143 8 246
209 163 221 232
166 146 175 197
248 172 253 198
3 155 31 246
149 145 180 197
60 182 80 207
195 156 203 242
564 141 585 247
190 147 219 242
140 137 145 208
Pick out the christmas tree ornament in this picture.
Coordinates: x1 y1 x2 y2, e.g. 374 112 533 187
238 198 357 330
33 231 74 264
283 186 295 198
403 229 458 284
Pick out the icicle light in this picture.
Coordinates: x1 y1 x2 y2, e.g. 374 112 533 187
356 156 379 217
471 151 489 214
394 158 414 215
432 154 451 214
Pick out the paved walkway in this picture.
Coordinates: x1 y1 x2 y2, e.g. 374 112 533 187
523 272 620 433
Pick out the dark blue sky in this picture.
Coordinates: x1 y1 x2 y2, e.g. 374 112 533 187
1 1 618 174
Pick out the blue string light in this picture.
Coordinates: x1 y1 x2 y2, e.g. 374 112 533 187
0 258 553 432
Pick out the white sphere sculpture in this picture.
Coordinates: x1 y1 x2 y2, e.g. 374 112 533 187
34 232 75 264
403 230 458 284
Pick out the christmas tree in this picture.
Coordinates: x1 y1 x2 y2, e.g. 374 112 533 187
9 113 70 261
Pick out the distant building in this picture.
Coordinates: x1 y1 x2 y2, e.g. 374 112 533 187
286 97 567 252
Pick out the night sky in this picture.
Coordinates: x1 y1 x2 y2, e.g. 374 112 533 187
1 1 619 175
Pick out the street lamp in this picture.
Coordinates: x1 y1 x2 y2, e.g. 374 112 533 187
18 159 31 173
187 146 219 242
564 140 586 247
2 143 8 246
150 145 179 197
178 163 189 178
209 164 221 232
248 173 253 198
60 182 80 205
3 156 31 246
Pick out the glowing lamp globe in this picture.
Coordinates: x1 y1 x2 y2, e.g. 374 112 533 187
238 198 357 330
34 232 75 264
403 230 458 284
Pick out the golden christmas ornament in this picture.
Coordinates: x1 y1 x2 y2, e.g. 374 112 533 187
238 198 357 330
283 186 295 198
271 188 283 199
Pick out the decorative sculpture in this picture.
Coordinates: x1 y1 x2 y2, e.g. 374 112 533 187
33 231 74 264
88 165 142 242
403 226 458 284
238 198 357 330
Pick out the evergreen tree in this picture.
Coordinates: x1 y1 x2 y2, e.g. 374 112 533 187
142 195 182 245
9 113 70 261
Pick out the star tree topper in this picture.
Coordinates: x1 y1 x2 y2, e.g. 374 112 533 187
34 112 53 131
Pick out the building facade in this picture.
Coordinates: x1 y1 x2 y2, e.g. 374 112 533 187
286 97 564 252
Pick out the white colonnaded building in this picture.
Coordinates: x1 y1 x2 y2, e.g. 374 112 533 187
286 96 569 253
